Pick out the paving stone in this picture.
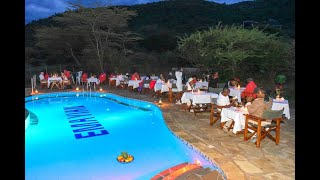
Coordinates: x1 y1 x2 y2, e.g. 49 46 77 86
246 175 267 180
234 160 264 173
264 172 293 180
250 158 277 172
233 154 247 161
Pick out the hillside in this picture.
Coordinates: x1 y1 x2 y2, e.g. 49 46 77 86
25 0 294 46
25 0 294 73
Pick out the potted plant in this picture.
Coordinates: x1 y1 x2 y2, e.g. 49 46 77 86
274 75 286 99
274 74 286 89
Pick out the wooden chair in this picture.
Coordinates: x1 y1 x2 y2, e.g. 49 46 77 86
62 79 71 89
209 102 224 126
168 88 183 103
40 80 48 89
244 108 284 148
109 79 116 88
50 80 61 90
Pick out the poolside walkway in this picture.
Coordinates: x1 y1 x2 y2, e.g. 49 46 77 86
25 86 295 180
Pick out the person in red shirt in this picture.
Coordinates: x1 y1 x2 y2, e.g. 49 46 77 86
99 72 106 84
241 78 257 99
131 72 141 80
44 73 49 80
82 73 88 84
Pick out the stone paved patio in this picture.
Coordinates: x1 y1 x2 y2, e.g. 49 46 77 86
25 85 295 180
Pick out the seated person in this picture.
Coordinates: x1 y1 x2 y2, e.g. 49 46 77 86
64 70 71 79
61 73 71 88
125 73 130 79
217 87 236 108
44 73 49 80
109 73 116 79
241 78 257 99
99 72 106 84
131 72 141 80
143 75 152 88
225 78 237 88
159 74 166 82
246 88 273 118
39 72 46 82
82 73 88 83
186 75 197 91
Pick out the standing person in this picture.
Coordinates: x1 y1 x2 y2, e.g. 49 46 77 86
209 71 219 89
175 68 184 105
175 68 183 91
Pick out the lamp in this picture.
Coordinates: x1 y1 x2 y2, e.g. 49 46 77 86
76 87 79 91
100 87 103 92
35 89 38 94
195 159 202 166
158 98 162 107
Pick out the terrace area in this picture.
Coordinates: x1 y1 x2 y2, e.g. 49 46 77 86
25 85 295 180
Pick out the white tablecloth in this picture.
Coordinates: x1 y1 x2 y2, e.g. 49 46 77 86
272 99 290 119
154 83 172 93
47 77 62 88
221 107 248 134
150 76 158 80
110 76 124 86
181 92 218 105
128 80 142 89
229 87 246 103
195 82 209 89
87 77 99 84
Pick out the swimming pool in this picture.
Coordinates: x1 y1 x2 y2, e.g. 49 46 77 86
25 92 225 180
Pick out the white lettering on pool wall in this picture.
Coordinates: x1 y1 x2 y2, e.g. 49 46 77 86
64 106 109 139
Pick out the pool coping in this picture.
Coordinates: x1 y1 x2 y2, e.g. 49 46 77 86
25 91 227 179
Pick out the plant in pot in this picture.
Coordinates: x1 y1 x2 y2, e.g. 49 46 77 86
274 75 286 99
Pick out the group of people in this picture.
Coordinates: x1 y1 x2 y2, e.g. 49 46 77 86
216 87 272 118
39 71 72 89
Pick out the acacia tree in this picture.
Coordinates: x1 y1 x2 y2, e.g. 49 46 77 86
178 23 292 81
35 26 86 67
35 0 139 73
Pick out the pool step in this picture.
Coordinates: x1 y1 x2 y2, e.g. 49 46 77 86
150 162 189 180
151 162 202 180
29 111 39 125
162 164 202 180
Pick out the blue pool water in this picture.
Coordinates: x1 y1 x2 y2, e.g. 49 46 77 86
25 92 225 180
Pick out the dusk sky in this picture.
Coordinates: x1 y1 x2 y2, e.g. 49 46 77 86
25 0 249 24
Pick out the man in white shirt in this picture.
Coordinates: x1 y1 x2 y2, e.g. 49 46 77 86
39 72 45 82
175 69 183 91
217 87 235 107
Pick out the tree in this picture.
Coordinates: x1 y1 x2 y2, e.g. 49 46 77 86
178 23 292 81
34 0 140 73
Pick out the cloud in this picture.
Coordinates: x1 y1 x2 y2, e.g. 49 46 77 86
25 0 250 24
25 0 69 23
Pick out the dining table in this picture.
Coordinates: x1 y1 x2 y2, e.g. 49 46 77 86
220 106 249 134
47 77 62 88
229 87 246 103
271 99 290 119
